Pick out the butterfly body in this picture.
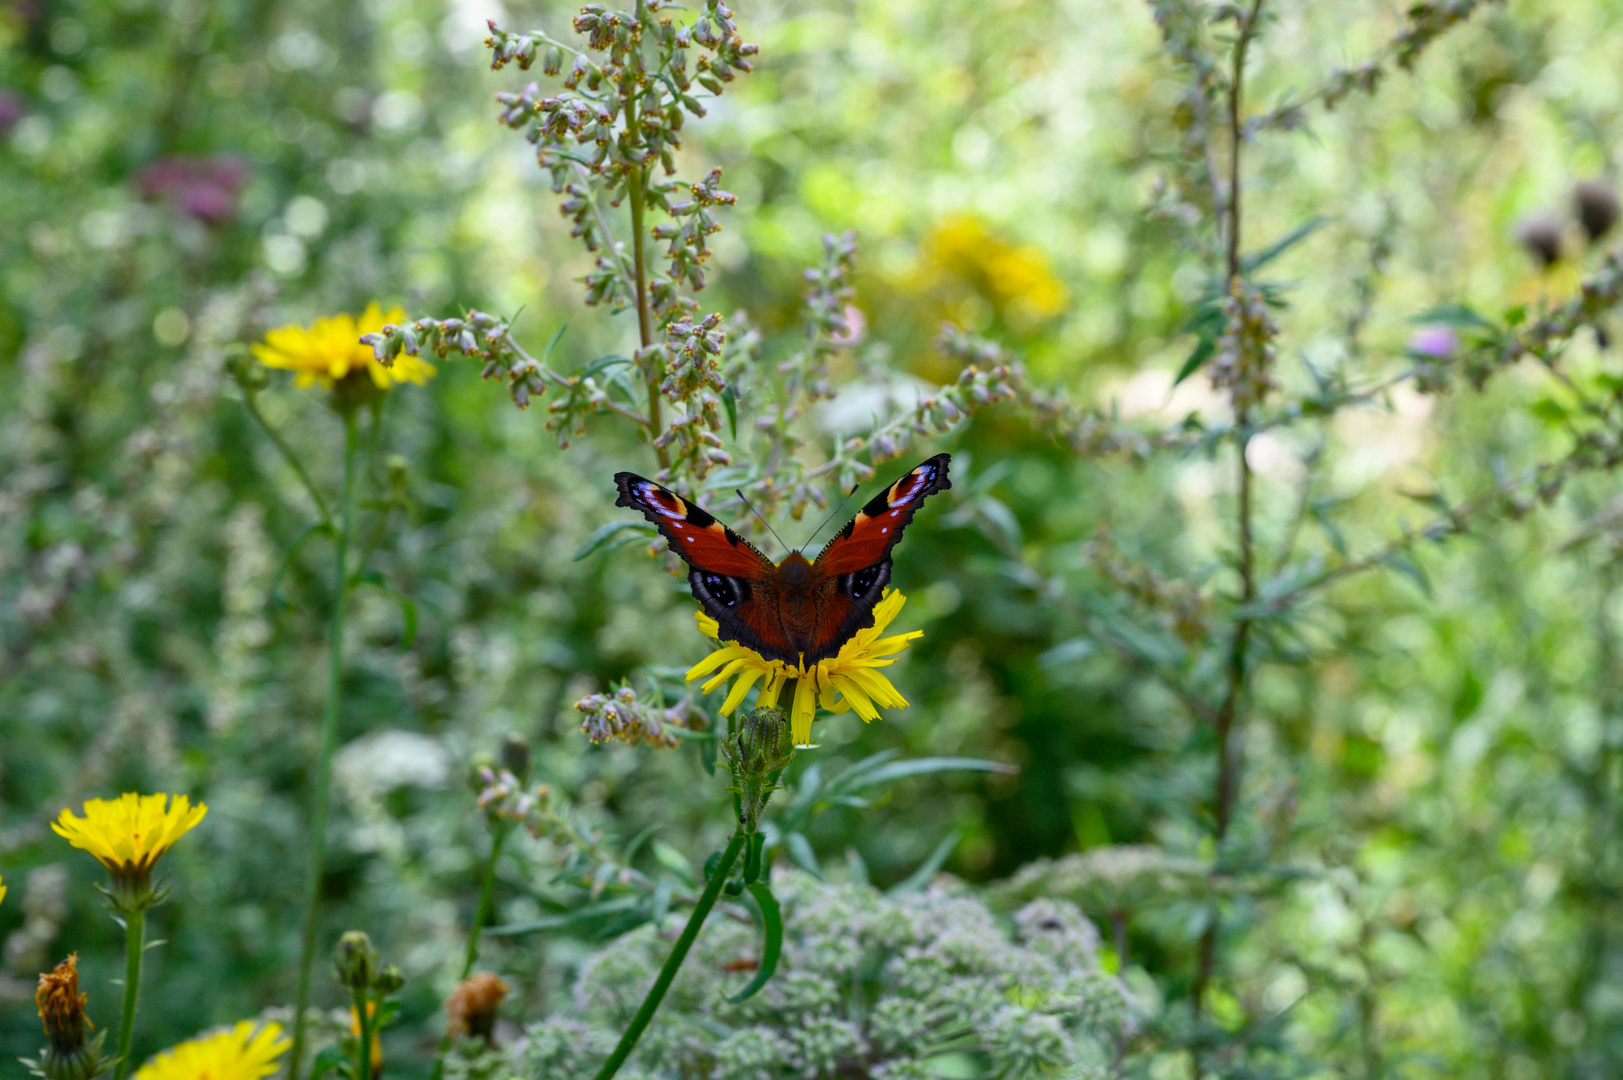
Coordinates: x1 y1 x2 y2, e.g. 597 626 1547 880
615 454 951 666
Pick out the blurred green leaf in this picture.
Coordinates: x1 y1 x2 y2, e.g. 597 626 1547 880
574 520 657 560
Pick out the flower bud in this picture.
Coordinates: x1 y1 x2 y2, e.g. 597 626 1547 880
1574 179 1619 243
334 931 378 992
1516 210 1564 269
723 707 795 832
374 964 405 995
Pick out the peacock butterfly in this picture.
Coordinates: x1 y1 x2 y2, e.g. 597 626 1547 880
614 454 952 666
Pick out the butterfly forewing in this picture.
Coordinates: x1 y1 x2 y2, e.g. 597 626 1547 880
812 454 952 576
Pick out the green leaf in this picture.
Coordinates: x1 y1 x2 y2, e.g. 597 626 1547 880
574 520 656 561
785 832 822 878
889 829 963 895
1380 551 1432 597
743 830 767 884
817 750 901 799
310 1044 348 1080
1173 336 1217 386
722 383 739 441
1410 303 1499 333
580 352 631 378
485 896 644 937
835 757 1016 793
726 881 783 1002
541 323 568 363
652 839 693 886
1528 397 1569 424
1242 215 1328 272
1038 637 1096 668
397 594 418 648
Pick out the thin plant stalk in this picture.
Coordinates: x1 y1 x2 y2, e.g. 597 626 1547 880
461 822 510 980
1192 0 1265 1036
427 821 512 1080
111 908 145 1080
288 410 361 1080
591 831 748 1080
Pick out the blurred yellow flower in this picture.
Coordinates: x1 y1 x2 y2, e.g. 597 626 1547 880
252 303 435 390
0 873 6 907
132 1021 289 1080
349 1002 382 1078
922 214 1068 322
686 589 923 746
53 793 207 882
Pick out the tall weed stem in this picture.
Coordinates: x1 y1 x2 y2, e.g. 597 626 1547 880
288 411 360 1080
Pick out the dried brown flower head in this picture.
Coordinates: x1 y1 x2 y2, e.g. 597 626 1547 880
446 972 508 1044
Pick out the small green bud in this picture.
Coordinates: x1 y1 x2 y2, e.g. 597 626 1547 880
334 931 378 991
724 707 794 833
374 964 405 995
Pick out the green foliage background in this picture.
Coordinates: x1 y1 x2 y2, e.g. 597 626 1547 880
6 0 1623 1076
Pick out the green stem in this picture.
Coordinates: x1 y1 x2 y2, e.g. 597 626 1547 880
591 832 747 1080
461 823 510 980
287 411 360 1080
622 10 669 473
428 822 512 1080
111 907 146 1080
352 989 374 1080
242 389 334 527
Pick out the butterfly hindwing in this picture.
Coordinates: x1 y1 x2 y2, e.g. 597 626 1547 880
613 473 789 659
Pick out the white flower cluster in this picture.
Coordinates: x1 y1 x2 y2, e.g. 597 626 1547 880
506 871 1133 1079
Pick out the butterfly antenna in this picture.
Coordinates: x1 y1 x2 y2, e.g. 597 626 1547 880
801 483 861 550
735 489 791 554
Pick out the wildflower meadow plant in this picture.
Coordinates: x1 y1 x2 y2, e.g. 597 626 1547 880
233 304 435 1078
53 794 207 1080
358 3 1020 1072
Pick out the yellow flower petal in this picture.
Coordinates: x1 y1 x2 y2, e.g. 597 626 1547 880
133 1020 290 1080
53 793 208 879
790 676 819 746
719 664 768 714
687 589 922 746
252 305 432 392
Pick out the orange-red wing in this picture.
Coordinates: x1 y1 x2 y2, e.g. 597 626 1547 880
614 473 775 578
812 454 952 576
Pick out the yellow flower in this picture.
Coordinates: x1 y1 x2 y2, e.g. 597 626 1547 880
349 1003 382 1078
686 589 923 747
132 1021 290 1080
0 873 6 907
53 793 207 906
251 303 435 390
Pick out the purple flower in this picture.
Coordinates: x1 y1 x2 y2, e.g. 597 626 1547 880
1408 325 1458 358
135 154 251 224
0 90 26 135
